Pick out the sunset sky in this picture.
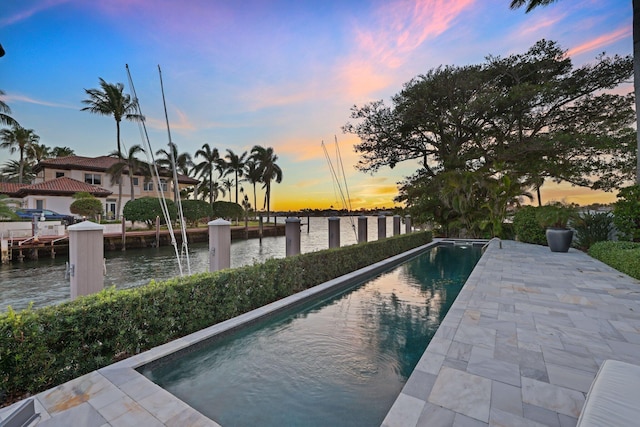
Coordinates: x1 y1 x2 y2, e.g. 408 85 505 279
0 0 633 211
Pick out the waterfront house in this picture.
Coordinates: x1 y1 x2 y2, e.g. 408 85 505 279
31 155 199 218
0 177 112 217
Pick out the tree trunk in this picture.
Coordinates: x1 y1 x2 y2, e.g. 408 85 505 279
116 120 123 219
634 0 640 184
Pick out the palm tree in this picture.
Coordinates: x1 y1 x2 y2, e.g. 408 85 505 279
81 78 143 216
222 149 248 203
0 195 18 220
244 159 262 216
510 0 640 184
221 178 234 202
29 143 51 163
51 146 75 158
107 144 146 202
194 143 222 206
155 142 193 201
0 125 39 184
0 90 18 127
250 145 283 222
1 159 34 183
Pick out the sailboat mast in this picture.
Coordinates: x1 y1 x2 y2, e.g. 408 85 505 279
158 65 192 275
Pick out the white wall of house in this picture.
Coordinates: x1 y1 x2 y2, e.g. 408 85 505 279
22 195 109 216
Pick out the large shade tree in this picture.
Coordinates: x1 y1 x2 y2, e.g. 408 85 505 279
345 40 634 234
0 125 40 184
510 0 640 184
250 145 283 222
81 78 143 216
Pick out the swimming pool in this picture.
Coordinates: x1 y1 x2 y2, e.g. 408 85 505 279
140 244 482 426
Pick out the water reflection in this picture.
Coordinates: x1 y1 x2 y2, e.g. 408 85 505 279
143 244 481 427
1 216 398 311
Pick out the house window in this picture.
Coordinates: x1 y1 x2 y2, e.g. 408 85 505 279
143 181 153 191
132 177 139 186
55 172 65 178
85 173 101 185
160 179 168 192
36 199 44 209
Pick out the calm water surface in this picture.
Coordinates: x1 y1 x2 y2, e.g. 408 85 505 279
142 245 482 427
1 216 401 311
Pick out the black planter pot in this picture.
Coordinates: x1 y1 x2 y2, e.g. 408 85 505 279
545 228 574 252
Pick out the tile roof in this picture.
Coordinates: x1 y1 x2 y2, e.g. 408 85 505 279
0 182 29 196
34 155 199 185
15 177 113 197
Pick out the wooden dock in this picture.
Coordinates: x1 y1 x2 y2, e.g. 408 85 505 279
1 224 285 263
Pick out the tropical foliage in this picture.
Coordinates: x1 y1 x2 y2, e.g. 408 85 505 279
0 195 18 220
122 197 177 229
345 40 634 236
70 192 103 220
0 125 40 184
181 199 213 226
81 78 144 217
613 185 640 242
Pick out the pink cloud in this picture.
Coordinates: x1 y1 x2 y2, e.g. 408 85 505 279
4 93 75 109
335 0 475 100
567 26 631 57
354 0 475 69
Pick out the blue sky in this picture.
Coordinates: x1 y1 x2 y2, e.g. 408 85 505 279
0 0 632 209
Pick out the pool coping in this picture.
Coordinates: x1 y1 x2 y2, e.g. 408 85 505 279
2 239 465 426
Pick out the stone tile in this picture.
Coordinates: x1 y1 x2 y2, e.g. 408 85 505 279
429 366 491 423
415 352 445 375
381 393 425 427
489 407 549 427
467 354 520 387
522 403 561 427
38 371 113 415
557 413 578 427
165 407 220 427
491 380 523 417
415 402 456 426
546 363 595 393
521 377 585 418
138 388 191 423
116 374 161 402
37 402 107 427
453 324 496 349
452 413 488 427
402 369 437 401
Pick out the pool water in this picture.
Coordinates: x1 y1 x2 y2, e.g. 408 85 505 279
140 244 482 426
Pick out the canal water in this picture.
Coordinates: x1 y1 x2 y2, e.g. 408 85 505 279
0 216 403 312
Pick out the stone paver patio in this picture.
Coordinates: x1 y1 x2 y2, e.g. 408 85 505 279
383 240 640 426
2 239 639 426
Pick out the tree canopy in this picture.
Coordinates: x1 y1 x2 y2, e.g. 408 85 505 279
344 40 634 236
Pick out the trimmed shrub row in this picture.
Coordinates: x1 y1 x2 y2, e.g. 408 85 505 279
0 231 432 404
589 241 640 280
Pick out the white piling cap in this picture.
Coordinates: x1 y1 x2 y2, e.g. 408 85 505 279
208 218 231 226
67 220 104 231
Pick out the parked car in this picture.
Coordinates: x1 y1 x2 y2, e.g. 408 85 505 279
15 209 76 225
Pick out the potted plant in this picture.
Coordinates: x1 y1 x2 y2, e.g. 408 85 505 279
535 203 576 252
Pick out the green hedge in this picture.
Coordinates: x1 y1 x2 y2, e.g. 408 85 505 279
513 206 547 245
589 241 640 280
0 231 432 403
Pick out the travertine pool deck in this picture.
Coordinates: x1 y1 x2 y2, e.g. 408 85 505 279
2 240 639 426
383 240 640 427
